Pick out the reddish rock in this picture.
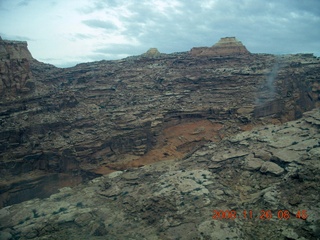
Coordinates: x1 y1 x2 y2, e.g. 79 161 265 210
190 37 250 56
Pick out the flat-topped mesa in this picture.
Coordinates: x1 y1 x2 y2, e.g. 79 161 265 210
190 37 250 57
141 48 162 58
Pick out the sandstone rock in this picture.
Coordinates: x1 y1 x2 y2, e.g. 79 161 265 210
0 37 319 240
98 185 122 197
1 108 320 239
244 155 264 170
254 150 271 161
108 171 123 179
198 220 240 239
153 170 212 197
90 222 108 236
260 161 284 175
57 211 76 224
0 231 12 240
141 47 161 58
288 138 319 151
262 188 280 209
190 37 250 56
281 229 300 240
0 39 33 60
0 39 34 97
74 212 93 227
308 147 320 158
121 171 140 180
304 113 320 126
268 135 298 148
211 149 248 162
272 149 301 163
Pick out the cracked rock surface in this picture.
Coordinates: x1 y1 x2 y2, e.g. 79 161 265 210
1 38 320 208
1 108 319 240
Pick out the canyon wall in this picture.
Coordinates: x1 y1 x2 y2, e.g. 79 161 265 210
0 37 320 207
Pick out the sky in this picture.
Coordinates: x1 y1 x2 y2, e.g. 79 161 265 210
0 0 319 67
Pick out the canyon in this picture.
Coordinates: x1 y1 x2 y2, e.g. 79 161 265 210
0 36 319 239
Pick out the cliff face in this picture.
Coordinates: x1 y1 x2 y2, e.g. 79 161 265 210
190 37 250 56
1 108 319 239
0 38 34 96
0 37 320 208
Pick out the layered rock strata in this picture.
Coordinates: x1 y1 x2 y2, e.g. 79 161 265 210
0 38 33 96
0 38 320 207
0 108 319 239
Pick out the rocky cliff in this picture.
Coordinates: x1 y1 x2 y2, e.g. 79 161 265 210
0 37 320 210
0 38 34 96
1 108 319 239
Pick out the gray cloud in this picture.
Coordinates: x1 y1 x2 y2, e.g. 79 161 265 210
77 0 124 14
69 33 96 41
2 0 319 67
93 44 143 55
79 0 320 57
82 19 118 30
17 0 32 7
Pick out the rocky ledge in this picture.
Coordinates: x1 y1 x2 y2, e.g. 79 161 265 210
0 108 319 239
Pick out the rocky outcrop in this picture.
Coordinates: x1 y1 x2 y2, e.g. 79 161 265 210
141 48 162 58
1 108 319 239
0 38 34 96
0 38 33 60
190 37 250 56
0 38 319 208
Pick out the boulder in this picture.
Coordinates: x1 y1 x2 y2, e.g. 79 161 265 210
260 161 284 175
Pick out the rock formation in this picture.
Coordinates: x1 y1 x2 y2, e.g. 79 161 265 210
0 38 34 96
0 36 319 222
1 108 319 239
190 37 250 56
141 48 162 58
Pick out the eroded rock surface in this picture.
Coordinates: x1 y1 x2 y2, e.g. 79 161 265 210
0 38 33 96
1 108 319 239
141 48 162 58
190 37 250 56
0 37 320 209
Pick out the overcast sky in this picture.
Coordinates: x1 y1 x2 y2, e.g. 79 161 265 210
1 0 319 67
